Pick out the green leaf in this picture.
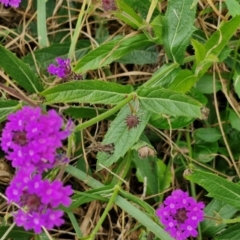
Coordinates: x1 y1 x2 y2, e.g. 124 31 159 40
0 45 43 93
191 38 206 66
151 15 163 44
149 114 194 129
185 169 240 210
0 226 33 238
121 0 157 19
215 224 240 240
168 70 198 93
117 46 158 65
63 107 113 120
114 0 143 29
229 109 240 131
0 100 20 123
157 160 172 194
233 71 240 98
162 0 197 64
195 74 222 94
194 128 222 142
194 15 240 77
193 142 218 163
41 80 133 105
97 102 150 169
74 34 154 72
201 199 238 236
137 87 202 118
132 150 159 196
205 16 240 55
225 0 240 17
142 63 180 88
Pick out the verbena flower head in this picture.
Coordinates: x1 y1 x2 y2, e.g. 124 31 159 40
156 189 204 240
1 106 71 172
47 57 71 78
0 0 21 7
6 170 73 233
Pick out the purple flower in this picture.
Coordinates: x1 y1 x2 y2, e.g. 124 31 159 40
156 189 204 240
0 0 21 7
7 170 73 233
1 106 71 173
47 57 71 78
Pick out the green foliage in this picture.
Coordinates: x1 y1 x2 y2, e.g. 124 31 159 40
41 80 133 105
0 45 43 93
2 0 240 239
0 100 20 123
185 170 240 210
74 34 154 72
162 0 197 64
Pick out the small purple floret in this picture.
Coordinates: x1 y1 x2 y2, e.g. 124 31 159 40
0 0 21 7
1 106 71 172
47 57 71 78
156 189 205 240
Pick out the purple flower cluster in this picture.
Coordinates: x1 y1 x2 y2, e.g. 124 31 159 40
156 189 204 240
1 107 73 233
47 57 71 78
0 0 21 7
1 106 70 172
6 170 72 233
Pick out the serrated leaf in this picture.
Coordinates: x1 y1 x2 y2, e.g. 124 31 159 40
97 103 150 169
185 169 240 210
0 100 20 123
137 87 202 118
74 34 154 73
0 45 43 93
201 199 238 237
41 80 133 105
162 0 197 64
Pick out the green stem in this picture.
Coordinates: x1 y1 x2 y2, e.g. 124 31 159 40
89 185 120 239
74 93 134 132
186 128 201 240
37 0 48 48
146 0 158 23
68 0 89 59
